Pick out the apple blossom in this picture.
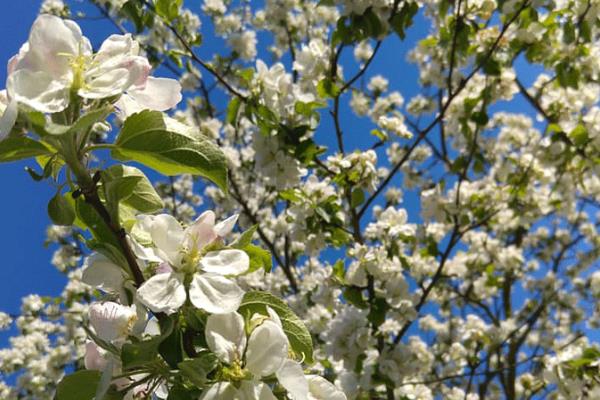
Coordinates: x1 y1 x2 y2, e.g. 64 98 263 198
203 309 314 399
135 212 249 314
0 14 181 137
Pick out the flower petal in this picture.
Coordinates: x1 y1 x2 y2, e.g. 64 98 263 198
199 250 249 276
239 381 277 400
307 376 347 400
136 273 186 314
188 273 244 314
128 77 182 111
7 69 70 113
128 237 163 264
79 67 132 99
214 214 239 237
0 99 18 141
84 341 107 371
89 301 138 342
185 211 217 251
81 253 126 294
145 214 184 264
276 360 309 400
195 210 216 226
18 15 88 79
95 34 138 62
246 320 288 377
83 34 150 97
200 382 239 400
205 312 247 364
266 306 283 329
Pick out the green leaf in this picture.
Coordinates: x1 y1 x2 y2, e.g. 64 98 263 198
159 325 184 369
242 244 272 274
294 101 325 118
367 297 388 328
358 7 385 38
122 0 146 32
44 106 113 136
279 189 302 203
470 111 489 126
113 110 228 192
370 129 388 141
101 165 164 221
55 370 102 400
556 62 579 89
166 385 198 400
351 188 365 208
317 78 341 99
389 2 419 40
231 225 258 248
178 351 218 387
48 192 76 226
482 58 502 76
332 259 345 282
155 0 182 21
72 197 119 248
569 124 588 147
121 338 162 370
343 286 368 309
121 317 175 370
0 137 53 162
239 291 314 364
226 97 242 125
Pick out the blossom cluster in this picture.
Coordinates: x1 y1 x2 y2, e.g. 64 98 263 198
0 0 599 399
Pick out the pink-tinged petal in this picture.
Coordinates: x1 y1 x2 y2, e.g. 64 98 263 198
214 214 239 237
89 34 150 90
186 210 218 251
188 273 244 314
136 273 186 314
199 250 249 276
84 341 107 371
156 262 173 274
195 210 216 226
128 77 182 112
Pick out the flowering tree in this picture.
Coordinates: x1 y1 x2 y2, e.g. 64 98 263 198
0 0 599 399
